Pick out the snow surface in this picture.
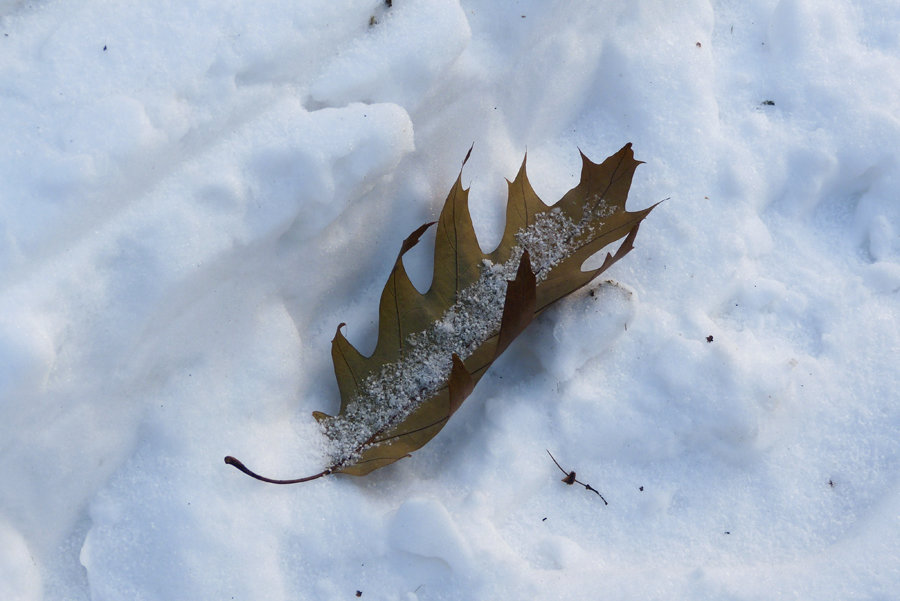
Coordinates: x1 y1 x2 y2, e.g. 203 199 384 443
1 1 898 599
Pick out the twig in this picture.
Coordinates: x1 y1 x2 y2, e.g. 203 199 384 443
547 450 608 505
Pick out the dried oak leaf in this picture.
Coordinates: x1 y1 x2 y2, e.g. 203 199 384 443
225 143 657 483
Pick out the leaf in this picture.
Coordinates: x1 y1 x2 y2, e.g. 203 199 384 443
225 143 658 483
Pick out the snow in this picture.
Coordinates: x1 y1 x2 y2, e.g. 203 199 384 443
1 1 898 599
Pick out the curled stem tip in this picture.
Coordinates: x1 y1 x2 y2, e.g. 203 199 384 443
224 455 330 485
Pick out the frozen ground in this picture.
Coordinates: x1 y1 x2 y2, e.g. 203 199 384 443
1 1 899 599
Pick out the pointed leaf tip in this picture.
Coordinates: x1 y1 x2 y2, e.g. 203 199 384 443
399 221 436 256
496 250 537 357
462 144 474 167
516 152 528 179
448 353 475 415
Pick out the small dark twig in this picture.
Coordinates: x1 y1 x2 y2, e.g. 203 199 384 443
546 450 608 505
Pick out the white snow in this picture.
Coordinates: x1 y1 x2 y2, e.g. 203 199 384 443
1 1 898 600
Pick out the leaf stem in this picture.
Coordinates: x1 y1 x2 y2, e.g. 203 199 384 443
224 456 331 484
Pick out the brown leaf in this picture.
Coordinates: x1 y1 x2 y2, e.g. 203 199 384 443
227 144 658 482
